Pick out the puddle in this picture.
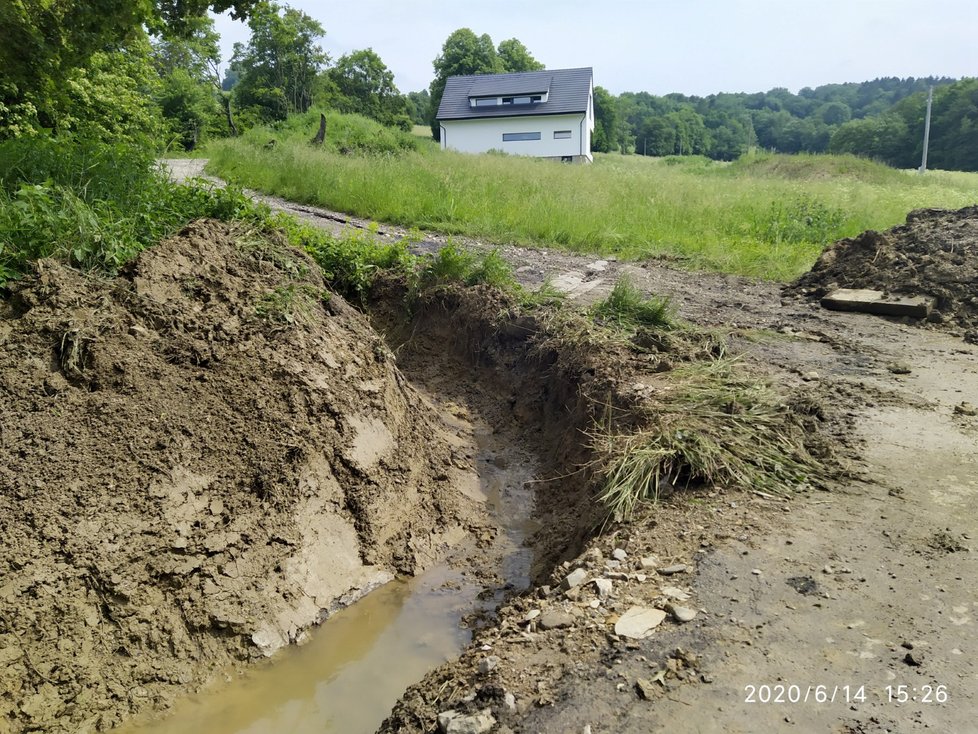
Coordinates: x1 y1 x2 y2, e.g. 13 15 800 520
125 410 539 734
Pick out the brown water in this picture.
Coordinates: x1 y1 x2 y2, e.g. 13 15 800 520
125 423 539 734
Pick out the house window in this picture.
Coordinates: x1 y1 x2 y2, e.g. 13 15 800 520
473 98 498 107
502 96 542 105
554 130 572 139
502 132 541 142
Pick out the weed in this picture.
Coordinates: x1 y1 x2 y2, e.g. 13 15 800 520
0 137 265 286
592 277 673 329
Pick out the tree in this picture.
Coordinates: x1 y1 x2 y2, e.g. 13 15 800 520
591 86 619 153
828 114 912 165
405 90 430 126
324 49 410 129
152 15 230 147
428 28 504 139
232 2 327 122
0 0 259 137
496 38 544 73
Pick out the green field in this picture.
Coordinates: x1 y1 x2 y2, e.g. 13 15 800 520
206 111 978 281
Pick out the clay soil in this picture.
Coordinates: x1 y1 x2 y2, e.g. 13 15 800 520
5 165 977 734
0 220 493 732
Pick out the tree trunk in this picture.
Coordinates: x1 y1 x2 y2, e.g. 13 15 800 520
223 94 238 137
310 113 326 145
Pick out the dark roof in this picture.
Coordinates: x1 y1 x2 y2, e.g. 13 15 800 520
436 67 592 121
469 75 552 97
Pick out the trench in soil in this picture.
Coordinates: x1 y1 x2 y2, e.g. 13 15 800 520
124 292 595 733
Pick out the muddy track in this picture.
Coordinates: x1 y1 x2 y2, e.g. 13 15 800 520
156 161 976 733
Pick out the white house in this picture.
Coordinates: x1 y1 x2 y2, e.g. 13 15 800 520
436 67 594 163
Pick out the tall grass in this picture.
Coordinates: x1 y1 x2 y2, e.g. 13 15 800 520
206 122 978 281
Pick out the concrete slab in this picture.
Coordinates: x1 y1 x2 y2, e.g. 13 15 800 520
820 288 935 319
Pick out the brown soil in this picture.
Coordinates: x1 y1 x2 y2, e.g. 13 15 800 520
788 205 978 342
0 220 487 733
6 164 971 734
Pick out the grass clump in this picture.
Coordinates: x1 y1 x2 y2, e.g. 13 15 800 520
422 243 516 289
594 358 819 520
592 276 672 329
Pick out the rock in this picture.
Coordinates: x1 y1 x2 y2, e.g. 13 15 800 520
954 401 977 416
887 362 912 375
539 611 575 630
593 578 613 598
667 604 698 623
903 651 924 667
802 371 820 381
437 709 496 734
561 568 588 590
657 564 688 576
661 585 690 601
640 556 659 569
612 548 628 561
523 609 541 623
614 606 667 639
751 568 762 576
635 678 657 700
478 655 499 674
503 691 516 712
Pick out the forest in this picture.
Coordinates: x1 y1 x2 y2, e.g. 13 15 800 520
1 1 977 172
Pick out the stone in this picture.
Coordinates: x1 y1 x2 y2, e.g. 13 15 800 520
437 709 496 734
657 564 688 576
504 691 516 712
661 585 690 601
539 611 574 630
593 578 613 598
612 548 628 561
523 609 541 623
821 288 936 319
667 604 698 623
478 655 499 674
562 568 588 590
635 678 657 700
614 606 667 639
640 556 659 569
954 401 977 416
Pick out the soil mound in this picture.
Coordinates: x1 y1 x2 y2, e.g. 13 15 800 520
788 205 978 341
0 221 479 732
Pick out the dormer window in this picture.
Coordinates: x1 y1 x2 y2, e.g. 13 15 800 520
468 77 551 109
501 95 543 105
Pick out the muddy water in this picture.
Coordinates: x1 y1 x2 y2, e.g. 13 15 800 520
124 418 539 734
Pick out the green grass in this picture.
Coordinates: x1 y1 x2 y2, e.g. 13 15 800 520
205 117 978 280
592 277 673 329
0 137 262 285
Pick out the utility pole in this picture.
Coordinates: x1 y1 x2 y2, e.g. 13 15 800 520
919 86 933 174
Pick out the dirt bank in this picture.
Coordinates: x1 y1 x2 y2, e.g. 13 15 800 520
0 221 485 733
789 205 978 342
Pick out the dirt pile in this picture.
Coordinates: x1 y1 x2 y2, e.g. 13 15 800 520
788 205 978 341
0 221 481 733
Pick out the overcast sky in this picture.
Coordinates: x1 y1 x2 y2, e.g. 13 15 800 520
213 0 976 96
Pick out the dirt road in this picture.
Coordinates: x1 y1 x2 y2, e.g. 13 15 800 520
162 160 977 733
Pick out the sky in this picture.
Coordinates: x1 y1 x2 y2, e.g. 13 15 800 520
212 0 977 97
